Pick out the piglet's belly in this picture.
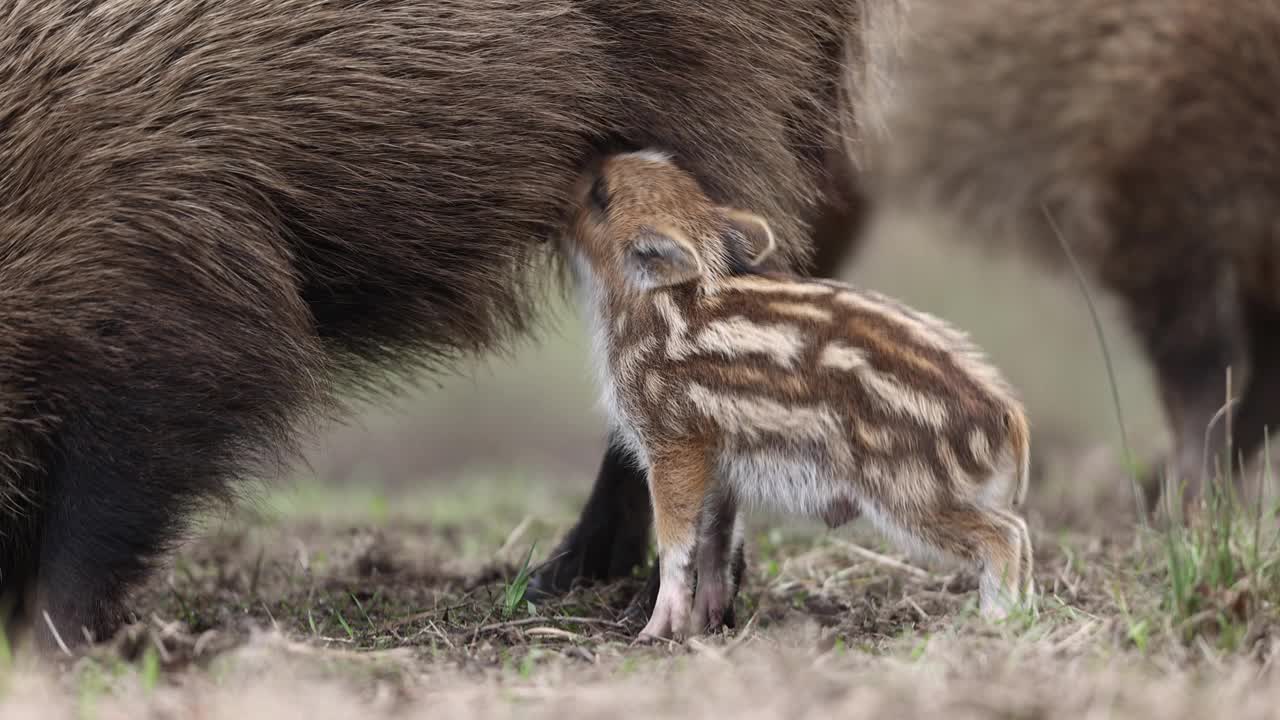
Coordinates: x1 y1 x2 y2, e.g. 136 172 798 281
719 451 861 527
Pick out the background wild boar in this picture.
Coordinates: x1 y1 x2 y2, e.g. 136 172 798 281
862 0 1280 516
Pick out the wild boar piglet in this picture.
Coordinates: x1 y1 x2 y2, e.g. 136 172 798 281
561 150 1035 641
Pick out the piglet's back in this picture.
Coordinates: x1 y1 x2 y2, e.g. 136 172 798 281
627 272 1027 492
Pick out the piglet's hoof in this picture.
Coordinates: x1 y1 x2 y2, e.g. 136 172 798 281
690 575 729 634
637 618 682 644
638 591 690 643
634 631 672 646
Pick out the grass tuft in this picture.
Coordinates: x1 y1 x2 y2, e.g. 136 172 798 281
1153 417 1279 652
502 543 538 620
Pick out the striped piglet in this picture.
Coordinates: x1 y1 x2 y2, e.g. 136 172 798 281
559 150 1034 641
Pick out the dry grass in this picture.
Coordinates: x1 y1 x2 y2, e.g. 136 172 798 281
5 469 1280 720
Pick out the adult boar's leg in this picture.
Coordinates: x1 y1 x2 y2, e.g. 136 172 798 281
527 438 653 600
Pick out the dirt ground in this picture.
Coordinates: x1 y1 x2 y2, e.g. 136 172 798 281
5 232 1280 719
7 475 1280 720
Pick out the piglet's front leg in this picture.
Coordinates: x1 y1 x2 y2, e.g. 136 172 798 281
638 443 711 643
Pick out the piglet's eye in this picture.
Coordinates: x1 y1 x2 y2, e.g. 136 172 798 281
589 176 610 211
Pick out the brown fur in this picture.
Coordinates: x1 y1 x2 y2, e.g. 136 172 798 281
0 0 869 654
866 0 1280 515
562 151 1033 640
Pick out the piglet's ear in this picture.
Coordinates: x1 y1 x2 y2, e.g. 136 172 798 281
721 208 781 274
624 228 703 290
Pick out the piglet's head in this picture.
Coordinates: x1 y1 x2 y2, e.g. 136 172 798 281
563 149 777 295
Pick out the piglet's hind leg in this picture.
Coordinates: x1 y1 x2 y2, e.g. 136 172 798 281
691 490 740 634
860 498 1030 621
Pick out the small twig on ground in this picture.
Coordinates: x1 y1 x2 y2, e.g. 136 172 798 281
820 566 862 595
724 612 760 654
524 627 584 642
260 601 281 633
150 614 184 639
904 596 931 621
475 616 625 635
193 630 220 657
317 635 357 644
148 629 173 665
829 538 934 580
378 599 484 633
425 620 456 651
42 611 73 657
